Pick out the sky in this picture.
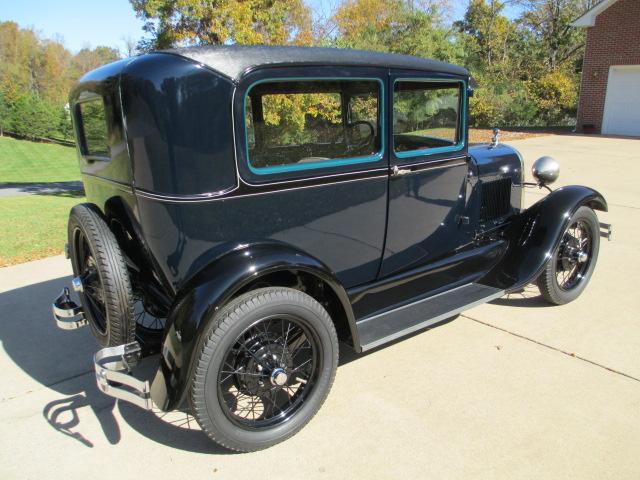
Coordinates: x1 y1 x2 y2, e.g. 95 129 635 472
1 0 522 54
2 0 146 53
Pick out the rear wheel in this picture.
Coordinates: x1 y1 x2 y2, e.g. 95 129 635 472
190 287 339 452
536 206 600 305
68 204 135 347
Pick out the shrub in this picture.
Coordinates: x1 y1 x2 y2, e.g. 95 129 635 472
526 70 578 125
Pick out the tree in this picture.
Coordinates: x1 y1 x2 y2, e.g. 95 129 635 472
9 93 59 139
332 0 461 63
333 0 399 46
526 69 577 123
455 0 515 69
121 36 139 57
70 46 120 79
0 91 11 136
0 22 120 140
129 0 313 50
36 41 72 104
517 0 587 70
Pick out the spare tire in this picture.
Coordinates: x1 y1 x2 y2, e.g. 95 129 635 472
68 203 135 347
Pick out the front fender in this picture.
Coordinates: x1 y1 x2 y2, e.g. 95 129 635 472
149 241 355 411
480 185 607 292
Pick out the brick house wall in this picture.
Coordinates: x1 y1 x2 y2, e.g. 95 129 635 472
576 0 640 133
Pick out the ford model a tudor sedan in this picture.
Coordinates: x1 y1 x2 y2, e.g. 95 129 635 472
52 46 609 452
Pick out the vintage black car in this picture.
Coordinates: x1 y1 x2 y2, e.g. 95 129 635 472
52 45 609 452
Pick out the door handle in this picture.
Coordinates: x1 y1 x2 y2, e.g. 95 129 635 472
391 165 411 177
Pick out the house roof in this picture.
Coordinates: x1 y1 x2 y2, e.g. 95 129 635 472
571 0 620 27
161 45 469 82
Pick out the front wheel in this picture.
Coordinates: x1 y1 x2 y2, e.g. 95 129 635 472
190 287 339 452
536 206 600 305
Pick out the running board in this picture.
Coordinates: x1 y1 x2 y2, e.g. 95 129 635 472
356 283 504 351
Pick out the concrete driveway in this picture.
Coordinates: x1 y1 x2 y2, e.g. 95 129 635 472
1 134 639 479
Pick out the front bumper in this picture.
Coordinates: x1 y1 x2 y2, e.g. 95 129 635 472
52 285 153 411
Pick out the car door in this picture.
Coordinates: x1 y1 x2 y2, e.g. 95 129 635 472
228 66 390 288
379 73 470 278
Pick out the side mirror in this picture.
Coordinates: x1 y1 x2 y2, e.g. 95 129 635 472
532 156 560 185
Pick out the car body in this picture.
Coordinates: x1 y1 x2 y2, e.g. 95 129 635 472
52 45 608 451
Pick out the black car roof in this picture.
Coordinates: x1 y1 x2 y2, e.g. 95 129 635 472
162 45 469 81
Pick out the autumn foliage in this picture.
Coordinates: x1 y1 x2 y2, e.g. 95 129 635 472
0 0 594 143
0 21 119 140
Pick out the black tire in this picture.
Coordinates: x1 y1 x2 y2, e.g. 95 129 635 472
536 206 600 305
190 287 339 452
68 204 135 347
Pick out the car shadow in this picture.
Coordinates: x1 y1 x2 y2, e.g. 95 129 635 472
489 285 551 308
0 272 546 453
0 274 227 454
0 181 85 197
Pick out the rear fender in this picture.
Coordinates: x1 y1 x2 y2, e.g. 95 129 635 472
480 185 607 291
149 241 355 411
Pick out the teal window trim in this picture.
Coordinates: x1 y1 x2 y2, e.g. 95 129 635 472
244 77 385 175
392 78 466 159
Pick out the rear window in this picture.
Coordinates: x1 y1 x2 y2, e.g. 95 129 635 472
393 81 462 155
245 79 382 174
77 98 109 157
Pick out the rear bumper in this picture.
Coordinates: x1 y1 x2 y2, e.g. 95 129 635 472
52 287 87 329
52 285 154 411
94 343 154 410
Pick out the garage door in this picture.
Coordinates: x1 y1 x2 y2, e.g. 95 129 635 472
602 65 640 136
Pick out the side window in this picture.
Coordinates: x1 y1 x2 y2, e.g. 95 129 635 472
245 79 382 174
393 81 462 156
77 98 110 158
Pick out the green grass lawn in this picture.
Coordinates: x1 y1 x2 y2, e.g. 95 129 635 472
0 137 84 266
0 136 80 183
0 194 84 266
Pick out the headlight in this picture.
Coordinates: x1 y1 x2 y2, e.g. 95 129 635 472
532 156 560 185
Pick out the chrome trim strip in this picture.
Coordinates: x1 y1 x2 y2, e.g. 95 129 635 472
359 286 504 351
396 155 467 170
134 185 238 202
392 160 467 176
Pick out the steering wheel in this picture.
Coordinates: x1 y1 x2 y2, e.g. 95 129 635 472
346 120 375 151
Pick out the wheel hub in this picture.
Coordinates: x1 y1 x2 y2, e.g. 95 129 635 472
559 236 581 270
270 368 288 386
218 315 319 429
234 334 293 396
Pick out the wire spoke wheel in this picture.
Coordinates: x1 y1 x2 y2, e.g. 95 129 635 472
190 287 338 452
537 206 600 305
554 219 593 291
132 293 166 332
217 314 320 429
